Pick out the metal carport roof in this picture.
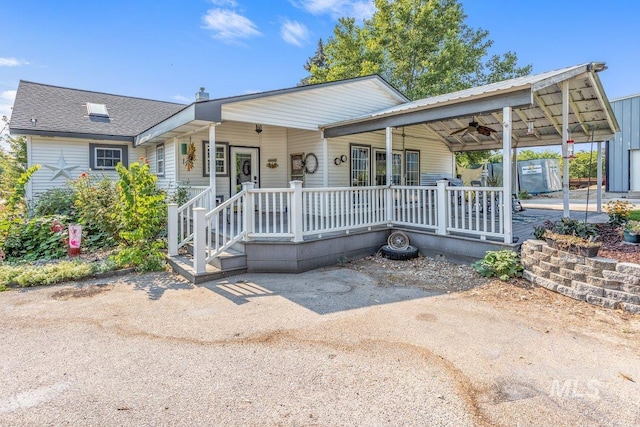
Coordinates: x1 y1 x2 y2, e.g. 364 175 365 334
322 62 619 152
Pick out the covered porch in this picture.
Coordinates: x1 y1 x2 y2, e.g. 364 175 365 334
166 63 619 280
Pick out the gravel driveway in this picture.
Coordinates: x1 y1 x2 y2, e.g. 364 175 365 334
1 262 639 426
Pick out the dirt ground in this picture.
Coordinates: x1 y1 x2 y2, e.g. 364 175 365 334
2 258 640 427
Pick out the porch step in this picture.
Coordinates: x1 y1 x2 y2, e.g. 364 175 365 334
627 191 640 198
166 254 247 284
210 248 247 271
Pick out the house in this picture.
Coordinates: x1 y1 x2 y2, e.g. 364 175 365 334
607 94 640 196
10 64 618 282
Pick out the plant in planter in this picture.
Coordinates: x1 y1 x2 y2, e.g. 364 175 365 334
623 220 640 243
543 231 601 257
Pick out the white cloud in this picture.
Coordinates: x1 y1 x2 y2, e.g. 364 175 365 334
281 20 309 47
290 0 375 20
0 90 16 137
202 8 262 42
0 57 29 67
210 0 238 6
172 94 190 103
1 90 17 102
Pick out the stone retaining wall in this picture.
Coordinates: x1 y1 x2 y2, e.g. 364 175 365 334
521 240 640 314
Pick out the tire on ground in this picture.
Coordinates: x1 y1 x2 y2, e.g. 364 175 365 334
380 244 419 260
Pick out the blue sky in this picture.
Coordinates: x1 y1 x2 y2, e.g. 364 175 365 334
2 0 640 133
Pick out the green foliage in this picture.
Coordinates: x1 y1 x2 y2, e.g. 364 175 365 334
518 190 531 200
0 165 40 242
533 218 597 241
3 215 69 261
169 183 190 206
302 0 531 100
473 250 523 281
70 172 119 250
112 161 166 272
517 149 561 161
0 122 28 201
605 200 632 226
0 260 95 288
629 210 640 221
33 188 78 219
568 150 604 179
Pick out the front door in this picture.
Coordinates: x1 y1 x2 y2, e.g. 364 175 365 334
231 147 259 195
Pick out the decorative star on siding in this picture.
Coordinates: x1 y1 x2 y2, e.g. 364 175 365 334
44 154 78 180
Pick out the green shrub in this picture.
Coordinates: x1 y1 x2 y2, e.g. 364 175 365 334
473 250 523 281
629 210 640 221
34 188 77 219
70 172 119 250
112 161 167 272
2 215 69 261
0 260 95 288
518 190 532 200
0 165 39 242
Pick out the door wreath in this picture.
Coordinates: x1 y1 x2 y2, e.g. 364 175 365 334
302 152 318 174
184 142 196 171
242 160 251 176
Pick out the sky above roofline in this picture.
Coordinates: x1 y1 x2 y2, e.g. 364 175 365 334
2 0 640 142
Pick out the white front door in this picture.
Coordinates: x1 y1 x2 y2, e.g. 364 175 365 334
231 147 259 195
631 149 640 191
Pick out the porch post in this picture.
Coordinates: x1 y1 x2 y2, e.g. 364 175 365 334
208 124 218 210
597 141 603 213
290 180 303 242
321 131 329 187
502 106 513 244
561 81 571 218
242 182 255 240
436 180 448 235
385 127 393 223
193 207 207 274
167 203 178 256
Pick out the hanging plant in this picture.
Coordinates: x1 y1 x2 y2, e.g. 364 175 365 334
184 142 196 171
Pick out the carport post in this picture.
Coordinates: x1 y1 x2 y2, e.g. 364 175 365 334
168 203 178 256
597 141 603 213
502 107 513 244
562 81 571 218
193 207 207 274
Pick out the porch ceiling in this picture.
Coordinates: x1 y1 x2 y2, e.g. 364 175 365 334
322 63 620 152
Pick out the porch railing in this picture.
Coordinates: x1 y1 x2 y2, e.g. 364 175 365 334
168 180 510 274
302 186 387 236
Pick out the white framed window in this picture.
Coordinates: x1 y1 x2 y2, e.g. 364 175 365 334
350 144 370 186
374 149 402 185
156 144 165 176
405 150 420 186
89 143 127 169
203 141 228 177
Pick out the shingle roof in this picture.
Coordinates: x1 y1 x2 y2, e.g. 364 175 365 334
9 81 186 139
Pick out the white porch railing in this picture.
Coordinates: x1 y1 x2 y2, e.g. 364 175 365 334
302 186 387 236
168 180 510 274
167 187 212 255
183 185 210 201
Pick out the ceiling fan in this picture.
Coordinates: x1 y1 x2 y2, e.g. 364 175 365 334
450 117 497 137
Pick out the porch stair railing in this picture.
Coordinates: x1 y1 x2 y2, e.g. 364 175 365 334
168 187 213 254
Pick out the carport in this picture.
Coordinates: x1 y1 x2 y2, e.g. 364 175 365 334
323 62 620 231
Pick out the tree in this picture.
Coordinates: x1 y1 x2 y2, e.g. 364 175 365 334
301 0 531 100
1 117 28 200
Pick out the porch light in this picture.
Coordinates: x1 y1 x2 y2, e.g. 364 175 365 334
255 124 263 134
526 120 535 136
181 143 188 155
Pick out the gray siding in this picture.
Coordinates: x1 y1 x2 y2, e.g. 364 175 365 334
609 95 640 192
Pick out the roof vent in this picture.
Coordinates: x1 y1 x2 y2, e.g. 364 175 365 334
195 87 209 102
87 102 109 117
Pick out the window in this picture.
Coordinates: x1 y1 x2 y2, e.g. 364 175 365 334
374 150 402 185
405 150 420 186
156 144 165 176
203 141 228 177
350 144 370 186
89 143 128 170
